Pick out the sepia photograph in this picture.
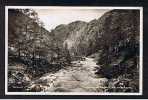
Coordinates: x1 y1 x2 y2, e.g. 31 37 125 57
5 6 143 95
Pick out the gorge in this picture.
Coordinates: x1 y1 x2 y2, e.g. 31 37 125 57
8 9 140 93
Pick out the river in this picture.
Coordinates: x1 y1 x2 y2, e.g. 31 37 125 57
28 57 108 92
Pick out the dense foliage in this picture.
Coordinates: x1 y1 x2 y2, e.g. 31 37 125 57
8 9 72 91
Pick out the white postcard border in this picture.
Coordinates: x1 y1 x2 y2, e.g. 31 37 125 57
5 6 143 95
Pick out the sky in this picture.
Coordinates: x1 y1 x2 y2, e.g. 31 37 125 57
34 8 110 31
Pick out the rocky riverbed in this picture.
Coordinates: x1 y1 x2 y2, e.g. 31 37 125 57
28 57 108 92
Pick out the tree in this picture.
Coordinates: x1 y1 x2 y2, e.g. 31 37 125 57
64 43 71 64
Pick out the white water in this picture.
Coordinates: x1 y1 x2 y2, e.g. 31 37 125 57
29 57 108 92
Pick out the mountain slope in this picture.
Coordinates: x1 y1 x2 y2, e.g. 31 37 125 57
51 9 139 61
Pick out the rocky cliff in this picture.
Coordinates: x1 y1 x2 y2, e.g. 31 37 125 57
51 10 139 58
51 9 140 82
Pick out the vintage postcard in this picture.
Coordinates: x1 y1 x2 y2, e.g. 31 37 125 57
5 6 143 95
